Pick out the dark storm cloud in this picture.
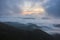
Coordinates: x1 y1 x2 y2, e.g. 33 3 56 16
46 0 60 18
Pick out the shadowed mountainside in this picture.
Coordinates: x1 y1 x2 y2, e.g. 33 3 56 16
0 22 54 40
3 22 41 31
52 34 60 40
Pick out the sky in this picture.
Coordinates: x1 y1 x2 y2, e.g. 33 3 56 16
0 0 60 24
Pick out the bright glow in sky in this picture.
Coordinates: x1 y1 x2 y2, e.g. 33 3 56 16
20 0 45 16
22 6 45 15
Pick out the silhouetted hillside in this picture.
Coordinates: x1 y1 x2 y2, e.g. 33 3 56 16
52 34 60 40
0 22 54 40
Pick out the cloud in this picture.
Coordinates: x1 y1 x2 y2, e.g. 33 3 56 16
0 0 21 17
45 0 60 18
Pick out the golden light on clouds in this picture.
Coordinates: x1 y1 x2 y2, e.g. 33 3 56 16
21 1 45 15
22 7 45 15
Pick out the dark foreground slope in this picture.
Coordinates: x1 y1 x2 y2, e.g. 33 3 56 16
52 34 60 40
0 22 54 40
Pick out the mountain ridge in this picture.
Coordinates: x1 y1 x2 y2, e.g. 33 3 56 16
0 22 54 40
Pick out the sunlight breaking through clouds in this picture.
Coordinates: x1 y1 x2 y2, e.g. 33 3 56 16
21 3 45 15
19 0 49 18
